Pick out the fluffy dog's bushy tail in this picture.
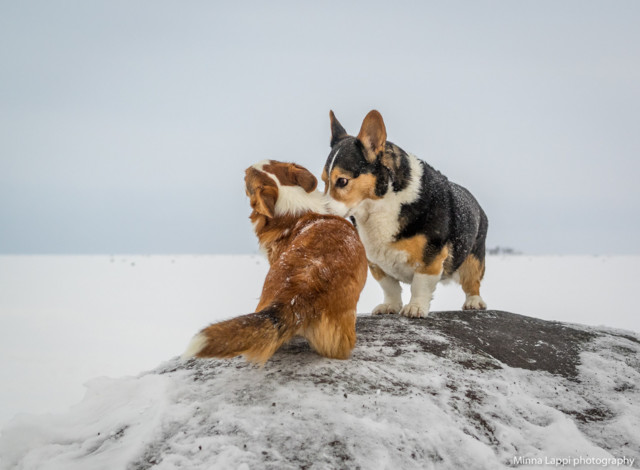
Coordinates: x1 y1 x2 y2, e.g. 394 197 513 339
181 305 297 365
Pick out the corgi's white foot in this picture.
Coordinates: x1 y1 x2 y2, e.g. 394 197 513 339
372 302 402 315
400 273 438 318
463 295 487 311
400 303 429 318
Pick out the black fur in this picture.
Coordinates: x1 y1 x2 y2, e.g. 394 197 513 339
397 161 488 275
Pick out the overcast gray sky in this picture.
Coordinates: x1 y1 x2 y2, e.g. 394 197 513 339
1 1 639 255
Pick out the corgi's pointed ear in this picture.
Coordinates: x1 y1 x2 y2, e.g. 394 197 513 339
329 110 348 147
291 164 318 193
357 110 387 163
251 185 278 218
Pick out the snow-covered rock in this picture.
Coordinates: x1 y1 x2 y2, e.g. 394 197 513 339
1 311 639 470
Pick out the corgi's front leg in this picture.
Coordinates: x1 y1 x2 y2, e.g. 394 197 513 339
369 263 403 315
400 272 441 318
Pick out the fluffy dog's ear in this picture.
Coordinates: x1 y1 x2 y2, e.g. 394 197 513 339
250 185 278 218
291 164 318 193
329 110 348 147
357 110 387 163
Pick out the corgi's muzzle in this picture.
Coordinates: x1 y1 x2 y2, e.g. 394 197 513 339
324 197 351 218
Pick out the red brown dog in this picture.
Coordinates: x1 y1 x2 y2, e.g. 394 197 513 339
182 160 368 364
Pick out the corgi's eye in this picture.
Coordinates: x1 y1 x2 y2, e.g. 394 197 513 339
335 177 349 188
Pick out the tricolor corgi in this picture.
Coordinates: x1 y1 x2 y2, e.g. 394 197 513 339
322 110 488 318
182 160 368 364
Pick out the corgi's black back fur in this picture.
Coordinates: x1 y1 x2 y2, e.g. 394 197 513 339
397 162 488 277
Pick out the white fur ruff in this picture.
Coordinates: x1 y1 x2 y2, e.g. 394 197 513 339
253 160 329 216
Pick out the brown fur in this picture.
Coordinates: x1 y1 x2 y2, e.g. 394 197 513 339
245 167 279 219
421 245 450 276
390 235 428 270
388 236 450 276
357 110 387 161
458 254 485 299
261 161 318 192
188 161 368 364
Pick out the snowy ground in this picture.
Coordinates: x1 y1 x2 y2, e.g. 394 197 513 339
0 254 638 431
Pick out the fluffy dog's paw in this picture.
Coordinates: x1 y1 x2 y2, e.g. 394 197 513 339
399 303 429 318
372 303 402 315
463 295 487 311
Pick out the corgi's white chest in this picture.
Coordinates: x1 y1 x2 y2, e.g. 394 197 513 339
352 154 424 284
354 209 414 283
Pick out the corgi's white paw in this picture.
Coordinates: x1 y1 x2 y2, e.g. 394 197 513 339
399 303 429 318
463 295 487 311
372 302 402 315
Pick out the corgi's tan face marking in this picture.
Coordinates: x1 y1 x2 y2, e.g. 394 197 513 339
327 167 380 208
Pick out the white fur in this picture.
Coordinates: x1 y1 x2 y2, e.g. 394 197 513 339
326 198 350 217
181 332 207 360
350 154 424 284
252 161 329 217
274 186 328 216
463 295 487 310
372 276 403 315
327 148 341 184
400 272 441 318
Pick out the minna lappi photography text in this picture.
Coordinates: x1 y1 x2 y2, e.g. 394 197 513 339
511 455 635 467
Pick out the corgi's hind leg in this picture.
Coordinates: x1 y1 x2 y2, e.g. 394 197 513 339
458 254 487 310
304 310 357 360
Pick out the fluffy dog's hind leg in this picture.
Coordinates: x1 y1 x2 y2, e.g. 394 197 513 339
304 310 357 360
